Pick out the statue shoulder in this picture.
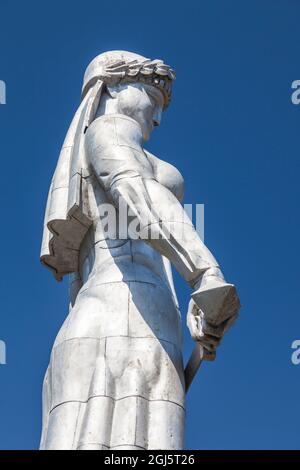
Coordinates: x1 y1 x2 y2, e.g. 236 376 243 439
85 114 144 154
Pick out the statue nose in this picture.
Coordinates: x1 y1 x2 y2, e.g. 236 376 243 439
153 105 162 127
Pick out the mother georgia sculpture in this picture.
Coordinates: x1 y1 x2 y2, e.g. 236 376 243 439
40 50 240 450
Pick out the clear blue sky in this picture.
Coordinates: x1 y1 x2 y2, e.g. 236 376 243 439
0 0 299 450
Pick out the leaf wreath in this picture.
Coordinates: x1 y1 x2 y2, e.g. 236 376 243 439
99 58 176 107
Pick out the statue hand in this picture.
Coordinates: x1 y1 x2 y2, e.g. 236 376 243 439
187 298 237 360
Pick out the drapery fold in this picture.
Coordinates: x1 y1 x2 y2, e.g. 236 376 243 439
40 80 104 281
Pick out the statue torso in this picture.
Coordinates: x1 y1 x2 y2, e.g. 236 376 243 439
76 114 184 306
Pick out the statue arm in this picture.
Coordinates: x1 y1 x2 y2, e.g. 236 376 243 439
85 125 218 286
85 120 240 357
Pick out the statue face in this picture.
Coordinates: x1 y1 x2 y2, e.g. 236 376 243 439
109 83 164 141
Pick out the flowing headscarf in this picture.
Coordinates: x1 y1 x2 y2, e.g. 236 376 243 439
40 51 175 281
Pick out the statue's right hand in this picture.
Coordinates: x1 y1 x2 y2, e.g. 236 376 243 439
186 298 236 360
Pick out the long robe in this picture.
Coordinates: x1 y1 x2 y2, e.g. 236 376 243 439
40 118 187 449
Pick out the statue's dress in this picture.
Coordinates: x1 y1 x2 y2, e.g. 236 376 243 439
40 115 186 450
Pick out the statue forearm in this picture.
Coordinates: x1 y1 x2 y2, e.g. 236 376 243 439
107 174 219 285
85 117 218 285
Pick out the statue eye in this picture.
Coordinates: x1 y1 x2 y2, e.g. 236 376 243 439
148 95 156 106
149 94 158 108
147 91 157 106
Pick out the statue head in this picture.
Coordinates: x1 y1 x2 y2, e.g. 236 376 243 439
82 51 176 140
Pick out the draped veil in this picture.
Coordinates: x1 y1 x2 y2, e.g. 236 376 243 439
40 80 104 281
